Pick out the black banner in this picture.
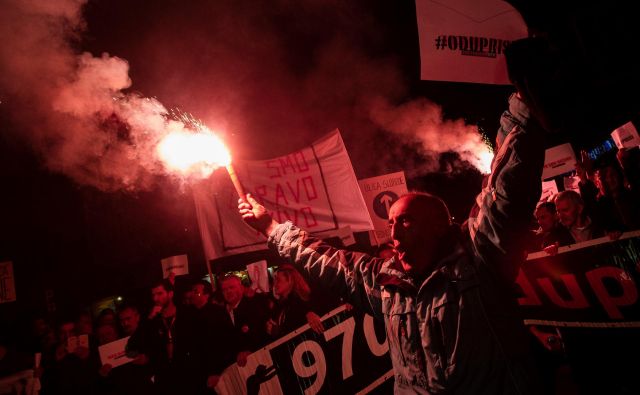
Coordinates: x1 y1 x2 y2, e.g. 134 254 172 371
216 305 393 394
516 231 640 327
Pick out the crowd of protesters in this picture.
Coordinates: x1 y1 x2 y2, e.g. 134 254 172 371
0 265 339 395
2 139 639 394
524 146 640 395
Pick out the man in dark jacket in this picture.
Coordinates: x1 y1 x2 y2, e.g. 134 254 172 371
238 93 543 394
206 275 270 391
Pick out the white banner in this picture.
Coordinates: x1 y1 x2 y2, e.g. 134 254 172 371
193 129 373 261
611 121 640 149
98 337 134 368
415 0 527 84
358 171 408 245
0 261 16 303
542 143 577 180
161 254 189 279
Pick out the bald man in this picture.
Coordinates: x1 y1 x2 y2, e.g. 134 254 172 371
239 94 544 394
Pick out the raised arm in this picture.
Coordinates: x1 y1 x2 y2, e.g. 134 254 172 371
468 93 546 283
239 195 385 317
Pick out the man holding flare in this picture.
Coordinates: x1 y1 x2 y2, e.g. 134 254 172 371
237 93 544 394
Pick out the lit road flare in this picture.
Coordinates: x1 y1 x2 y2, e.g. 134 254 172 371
476 150 493 174
156 122 246 200
157 128 231 178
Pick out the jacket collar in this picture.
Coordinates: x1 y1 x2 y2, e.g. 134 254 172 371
376 243 474 294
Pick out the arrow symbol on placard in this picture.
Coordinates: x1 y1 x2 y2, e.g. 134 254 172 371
373 191 399 220
380 194 394 216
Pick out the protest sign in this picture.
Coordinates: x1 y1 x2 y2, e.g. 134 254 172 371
358 171 408 245
193 129 372 261
98 337 135 368
415 0 527 84
539 180 558 204
161 254 189 279
542 143 577 180
0 261 16 303
611 121 640 149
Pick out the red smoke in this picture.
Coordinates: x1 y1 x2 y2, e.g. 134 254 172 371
1 0 493 192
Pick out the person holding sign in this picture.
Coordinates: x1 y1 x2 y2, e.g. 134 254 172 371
238 93 543 394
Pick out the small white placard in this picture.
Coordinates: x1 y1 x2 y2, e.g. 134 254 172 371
246 260 269 293
98 337 134 368
611 121 640 149
161 255 189 279
358 171 408 245
542 143 577 180
539 180 559 204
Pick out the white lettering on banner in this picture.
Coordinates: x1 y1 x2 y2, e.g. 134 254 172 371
292 340 326 395
215 305 392 395
363 314 389 357
323 316 355 379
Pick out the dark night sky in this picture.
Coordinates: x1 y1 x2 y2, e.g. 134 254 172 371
1 0 522 318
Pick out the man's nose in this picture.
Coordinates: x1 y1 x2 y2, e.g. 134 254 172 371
390 223 401 241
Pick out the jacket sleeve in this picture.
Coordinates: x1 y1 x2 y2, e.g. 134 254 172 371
468 93 545 284
268 221 385 318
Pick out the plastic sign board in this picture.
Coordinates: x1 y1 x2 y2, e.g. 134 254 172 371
99 337 135 368
539 180 558 204
358 171 408 245
161 254 189 279
542 143 577 180
611 121 640 149
415 0 527 84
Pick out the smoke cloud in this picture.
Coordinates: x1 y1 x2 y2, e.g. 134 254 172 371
0 0 491 191
368 97 493 175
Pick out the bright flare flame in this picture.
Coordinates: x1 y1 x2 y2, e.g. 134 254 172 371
157 129 231 179
476 150 494 174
